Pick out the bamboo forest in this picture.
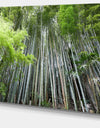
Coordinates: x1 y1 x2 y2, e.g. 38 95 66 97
0 4 100 114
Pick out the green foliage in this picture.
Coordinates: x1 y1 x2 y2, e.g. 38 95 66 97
78 4 100 41
0 7 24 30
76 51 100 74
88 5 100 12
41 100 51 107
0 82 7 97
78 51 99 64
0 16 36 70
42 5 59 25
57 5 78 35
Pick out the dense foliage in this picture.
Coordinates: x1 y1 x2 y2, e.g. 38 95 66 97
58 5 78 35
0 4 100 113
0 9 36 67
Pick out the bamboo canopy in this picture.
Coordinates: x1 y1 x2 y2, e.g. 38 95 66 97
0 5 100 113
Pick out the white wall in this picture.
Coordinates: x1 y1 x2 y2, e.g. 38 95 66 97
0 0 100 7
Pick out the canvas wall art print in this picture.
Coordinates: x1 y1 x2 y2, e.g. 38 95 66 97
0 4 100 114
